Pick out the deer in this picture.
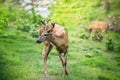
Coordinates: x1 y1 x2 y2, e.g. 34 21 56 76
87 21 109 40
36 20 68 77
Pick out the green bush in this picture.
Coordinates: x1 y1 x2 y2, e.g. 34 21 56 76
0 5 9 30
111 1 120 9
80 33 88 39
17 23 31 32
106 38 114 51
84 48 102 58
30 31 38 38
97 32 104 41
0 3 43 38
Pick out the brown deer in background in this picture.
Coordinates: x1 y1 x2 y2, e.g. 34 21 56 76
36 20 68 77
88 21 109 39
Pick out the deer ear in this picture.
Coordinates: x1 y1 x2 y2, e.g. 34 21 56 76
40 20 46 25
47 23 55 33
51 23 55 28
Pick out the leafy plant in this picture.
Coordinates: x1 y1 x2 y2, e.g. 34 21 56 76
80 33 88 39
111 1 120 9
106 38 114 51
97 32 104 41
31 6 37 23
17 23 31 32
30 31 38 38
84 48 102 58
0 5 9 30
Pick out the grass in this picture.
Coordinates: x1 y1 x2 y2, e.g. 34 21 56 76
0 36 42 80
0 30 120 80
0 0 120 80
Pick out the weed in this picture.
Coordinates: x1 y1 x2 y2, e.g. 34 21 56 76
97 32 104 41
106 38 114 51
79 33 89 39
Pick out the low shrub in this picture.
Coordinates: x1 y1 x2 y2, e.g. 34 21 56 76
80 33 89 39
0 5 9 30
84 48 102 58
17 23 31 32
106 38 114 51
30 31 38 38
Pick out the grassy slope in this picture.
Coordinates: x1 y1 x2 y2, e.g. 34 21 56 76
0 0 120 80
0 31 120 80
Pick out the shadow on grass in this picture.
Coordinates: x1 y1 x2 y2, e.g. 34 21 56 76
0 41 21 80
0 45 9 80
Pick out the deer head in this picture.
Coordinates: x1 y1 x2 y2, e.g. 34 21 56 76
36 21 55 43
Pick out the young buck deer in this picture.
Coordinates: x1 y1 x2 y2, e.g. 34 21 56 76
88 21 109 39
36 21 68 77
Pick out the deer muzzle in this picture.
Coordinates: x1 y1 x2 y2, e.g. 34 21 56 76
36 35 47 43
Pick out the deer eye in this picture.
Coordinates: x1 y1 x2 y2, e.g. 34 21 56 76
43 26 48 30
44 34 49 36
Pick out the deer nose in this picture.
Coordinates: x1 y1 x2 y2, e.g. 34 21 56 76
36 40 42 43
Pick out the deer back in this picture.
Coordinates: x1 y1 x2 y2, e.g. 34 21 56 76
89 21 108 31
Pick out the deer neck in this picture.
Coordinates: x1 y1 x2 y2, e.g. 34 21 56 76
49 34 59 47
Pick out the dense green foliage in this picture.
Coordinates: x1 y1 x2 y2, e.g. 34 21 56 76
106 38 114 51
0 0 120 80
0 3 43 38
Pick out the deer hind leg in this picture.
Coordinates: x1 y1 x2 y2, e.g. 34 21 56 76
58 51 68 77
102 30 108 39
43 43 53 77
63 52 68 76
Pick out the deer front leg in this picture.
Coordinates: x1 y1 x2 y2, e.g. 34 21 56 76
88 28 92 38
94 31 99 40
43 42 53 77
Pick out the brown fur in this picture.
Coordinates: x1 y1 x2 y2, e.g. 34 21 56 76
88 21 108 39
38 23 68 77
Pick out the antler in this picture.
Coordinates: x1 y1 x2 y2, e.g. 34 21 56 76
40 20 46 25
40 20 48 30
41 18 51 25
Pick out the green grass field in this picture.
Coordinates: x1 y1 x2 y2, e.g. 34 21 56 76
0 30 120 80
0 0 120 80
